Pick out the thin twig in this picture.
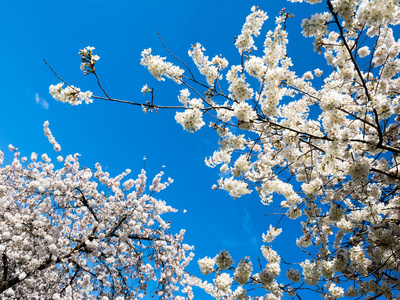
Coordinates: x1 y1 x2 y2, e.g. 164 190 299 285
93 71 111 99
43 59 72 87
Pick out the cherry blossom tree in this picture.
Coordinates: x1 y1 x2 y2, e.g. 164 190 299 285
48 0 400 299
0 121 195 299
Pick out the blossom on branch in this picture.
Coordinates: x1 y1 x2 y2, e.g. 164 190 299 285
79 46 100 75
140 48 184 83
49 83 93 105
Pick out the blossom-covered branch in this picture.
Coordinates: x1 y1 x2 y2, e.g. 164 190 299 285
0 123 196 299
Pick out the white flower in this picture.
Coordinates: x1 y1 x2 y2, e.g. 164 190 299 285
140 48 184 83
301 260 320 285
218 177 251 198
198 257 215 275
141 84 151 94
214 273 233 292
234 259 252 285
188 43 223 86
235 6 268 54
314 68 323 77
232 102 257 122
175 109 205 132
327 282 344 298
49 83 93 105
347 157 370 180
262 225 282 243
303 71 314 80
286 268 301 282
301 178 323 195
358 46 370 58
18 272 27 280
48 244 58 253
215 249 234 270
261 246 280 264
178 89 190 106
79 46 100 75
31 152 37 161
301 12 332 38
227 66 254 102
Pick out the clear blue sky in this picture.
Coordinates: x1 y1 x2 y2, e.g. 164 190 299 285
0 0 327 298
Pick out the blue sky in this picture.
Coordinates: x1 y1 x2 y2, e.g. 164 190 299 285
0 0 328 298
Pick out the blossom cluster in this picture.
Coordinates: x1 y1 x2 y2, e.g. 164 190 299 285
235 6 268 54
140 48 184 83
49 83 93 105
262 225 282 243
174 98 205 132
188 43 228 86
78 46 100 75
